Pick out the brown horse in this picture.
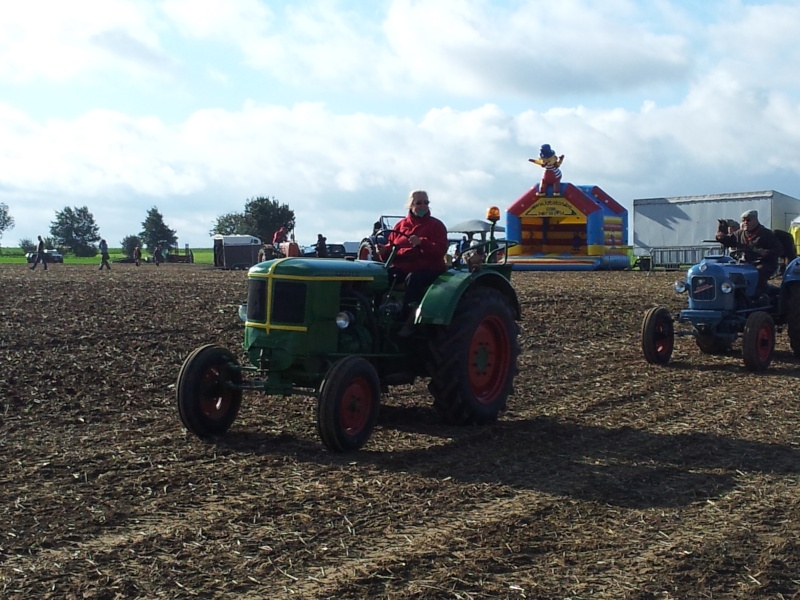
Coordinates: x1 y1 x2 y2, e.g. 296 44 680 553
774 229 796 274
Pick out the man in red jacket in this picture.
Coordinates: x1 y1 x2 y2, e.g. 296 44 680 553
380 190 448 336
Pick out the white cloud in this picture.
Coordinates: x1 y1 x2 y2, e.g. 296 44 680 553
0 0 168 82
162 0 275 40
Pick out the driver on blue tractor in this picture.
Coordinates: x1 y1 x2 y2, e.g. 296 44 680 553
715 209 783 295
379 190 448 336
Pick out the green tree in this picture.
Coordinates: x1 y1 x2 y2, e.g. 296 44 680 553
50 206 100 257
212 196 294 244
140 207 177 252
19 237 35 253
211 211 253 236
121 235 142 258
246 196 295 243
0 203 14 244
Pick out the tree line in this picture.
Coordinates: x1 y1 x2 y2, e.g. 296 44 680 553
211 196 295 244
0 196 295 257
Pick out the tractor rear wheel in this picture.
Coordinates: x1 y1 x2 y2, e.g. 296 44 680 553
742 311 775 371
317 356 381 452
357 238 378 261
786 286 800 357
177 344 242 438
641 306 674 364
428 287 519 425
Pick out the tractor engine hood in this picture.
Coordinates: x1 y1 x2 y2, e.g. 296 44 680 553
249 256 390 290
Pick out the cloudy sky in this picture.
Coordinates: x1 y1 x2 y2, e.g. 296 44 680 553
2 0 799 249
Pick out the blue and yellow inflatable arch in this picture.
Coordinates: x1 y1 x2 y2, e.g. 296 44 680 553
506 182 630 270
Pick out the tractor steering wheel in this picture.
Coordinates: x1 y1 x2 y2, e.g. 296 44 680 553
373 228 413 268
730 247 758 264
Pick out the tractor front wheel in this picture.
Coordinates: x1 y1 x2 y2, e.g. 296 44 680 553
642 306 674 364
742 311 774 371
428 287 519 425
177 344 242 438
317 356 381 452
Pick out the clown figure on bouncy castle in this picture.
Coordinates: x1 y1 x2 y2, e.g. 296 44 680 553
529 144 565 196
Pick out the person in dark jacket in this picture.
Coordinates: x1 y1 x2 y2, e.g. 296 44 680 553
716 210 782 294
98 239 112 271
315 234 328 258
379 190 448 336
29 235 48 271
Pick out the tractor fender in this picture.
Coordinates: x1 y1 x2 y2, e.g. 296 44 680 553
777 257 800 314
416 270 521 326
782 256 800 284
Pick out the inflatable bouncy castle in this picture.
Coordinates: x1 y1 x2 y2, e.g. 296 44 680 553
506 182 631 270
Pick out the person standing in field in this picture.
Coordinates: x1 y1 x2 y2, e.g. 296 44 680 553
315 234 328 258
133 245 142 267
98 239 111 271
29 235 48 271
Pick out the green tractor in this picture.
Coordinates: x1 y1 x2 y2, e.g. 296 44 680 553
177 208 521 452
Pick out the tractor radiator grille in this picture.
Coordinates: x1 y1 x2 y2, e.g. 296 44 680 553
246 280 266 321
270 281 306 324
689 276 716 301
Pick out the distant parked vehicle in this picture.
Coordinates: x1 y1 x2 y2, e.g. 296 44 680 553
26 249 64 263
212 234 261 270
302 243 347 258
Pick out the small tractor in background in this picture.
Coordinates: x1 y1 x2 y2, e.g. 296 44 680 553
642 247 800 371
357 215 404 261
164 243 194 264
176 207 521 452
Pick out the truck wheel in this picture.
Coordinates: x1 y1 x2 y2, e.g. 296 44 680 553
317 356 381 452
786 286 800 357
428 287 519 425
357 238 378 261
641 306 674 364
177 344 242 438
742 311 774 371
695 333 731 355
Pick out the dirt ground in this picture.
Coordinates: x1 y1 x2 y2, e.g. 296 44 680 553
1 263 799 599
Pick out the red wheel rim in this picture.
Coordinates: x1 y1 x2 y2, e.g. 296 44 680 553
199 366 232 420
339 377 373 434
358 247 370 260
467 315 510 403
654 318 673 359
755 323 773 362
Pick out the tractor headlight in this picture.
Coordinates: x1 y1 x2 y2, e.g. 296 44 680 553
238 304 247 322
674 280 687 294
336 311 354 329
720 281 733 294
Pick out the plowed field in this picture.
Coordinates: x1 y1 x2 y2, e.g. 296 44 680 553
1 264 798 599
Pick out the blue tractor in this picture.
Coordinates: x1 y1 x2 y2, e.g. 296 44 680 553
641 249 800 371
